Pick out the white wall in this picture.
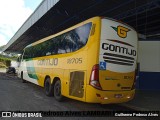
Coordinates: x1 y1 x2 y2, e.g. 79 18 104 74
138 41 160 72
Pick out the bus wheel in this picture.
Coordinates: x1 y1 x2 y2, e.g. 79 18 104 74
54 80 63 101
21 72 26 83
44 77 54 96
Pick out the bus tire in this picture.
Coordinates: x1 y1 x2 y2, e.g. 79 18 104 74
54 80 64 101
44 77 54 96
21 72 26 83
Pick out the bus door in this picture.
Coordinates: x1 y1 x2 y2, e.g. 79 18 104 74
99 18 138 91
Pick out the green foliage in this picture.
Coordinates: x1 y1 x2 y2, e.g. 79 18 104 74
0 55 11 68
5 60 11 67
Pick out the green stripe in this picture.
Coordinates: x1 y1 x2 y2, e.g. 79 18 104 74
26 59 38 80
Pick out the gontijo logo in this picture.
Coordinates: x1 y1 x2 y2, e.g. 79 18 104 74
111 25 130 38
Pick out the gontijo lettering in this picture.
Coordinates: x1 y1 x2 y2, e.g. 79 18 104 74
102 43 136 56
37 58 58 66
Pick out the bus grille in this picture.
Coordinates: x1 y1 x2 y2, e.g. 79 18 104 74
103 53 135 66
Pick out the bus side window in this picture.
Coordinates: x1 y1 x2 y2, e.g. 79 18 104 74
24 22 92 58
24 47 33 59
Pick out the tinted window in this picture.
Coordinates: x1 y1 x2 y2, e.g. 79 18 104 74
23 22 92 59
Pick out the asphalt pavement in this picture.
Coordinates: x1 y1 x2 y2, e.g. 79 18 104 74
0 70 159 120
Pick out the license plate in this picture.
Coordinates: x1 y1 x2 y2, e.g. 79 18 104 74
114 94 123 98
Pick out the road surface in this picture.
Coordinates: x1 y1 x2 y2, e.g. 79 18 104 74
0 71 150 120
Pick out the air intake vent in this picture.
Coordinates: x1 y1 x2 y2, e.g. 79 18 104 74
69 71 84 98
103 53 135 66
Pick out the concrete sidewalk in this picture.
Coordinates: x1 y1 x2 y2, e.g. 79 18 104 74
122 90 160 111
0 68 6 73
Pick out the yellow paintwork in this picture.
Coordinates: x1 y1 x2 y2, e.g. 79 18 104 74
86 86 135 104
99 70 135 90
22 16 136 104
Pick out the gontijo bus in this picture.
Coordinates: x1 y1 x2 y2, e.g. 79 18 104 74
18 16 138 104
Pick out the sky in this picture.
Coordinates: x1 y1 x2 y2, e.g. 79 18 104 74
0 0 43 46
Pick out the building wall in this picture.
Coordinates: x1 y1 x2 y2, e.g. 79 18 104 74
137 40 160 90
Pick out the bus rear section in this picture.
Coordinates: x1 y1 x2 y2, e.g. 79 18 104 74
86 18 138 104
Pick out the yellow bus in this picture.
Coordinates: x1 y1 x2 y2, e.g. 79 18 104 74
18 16 138 104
